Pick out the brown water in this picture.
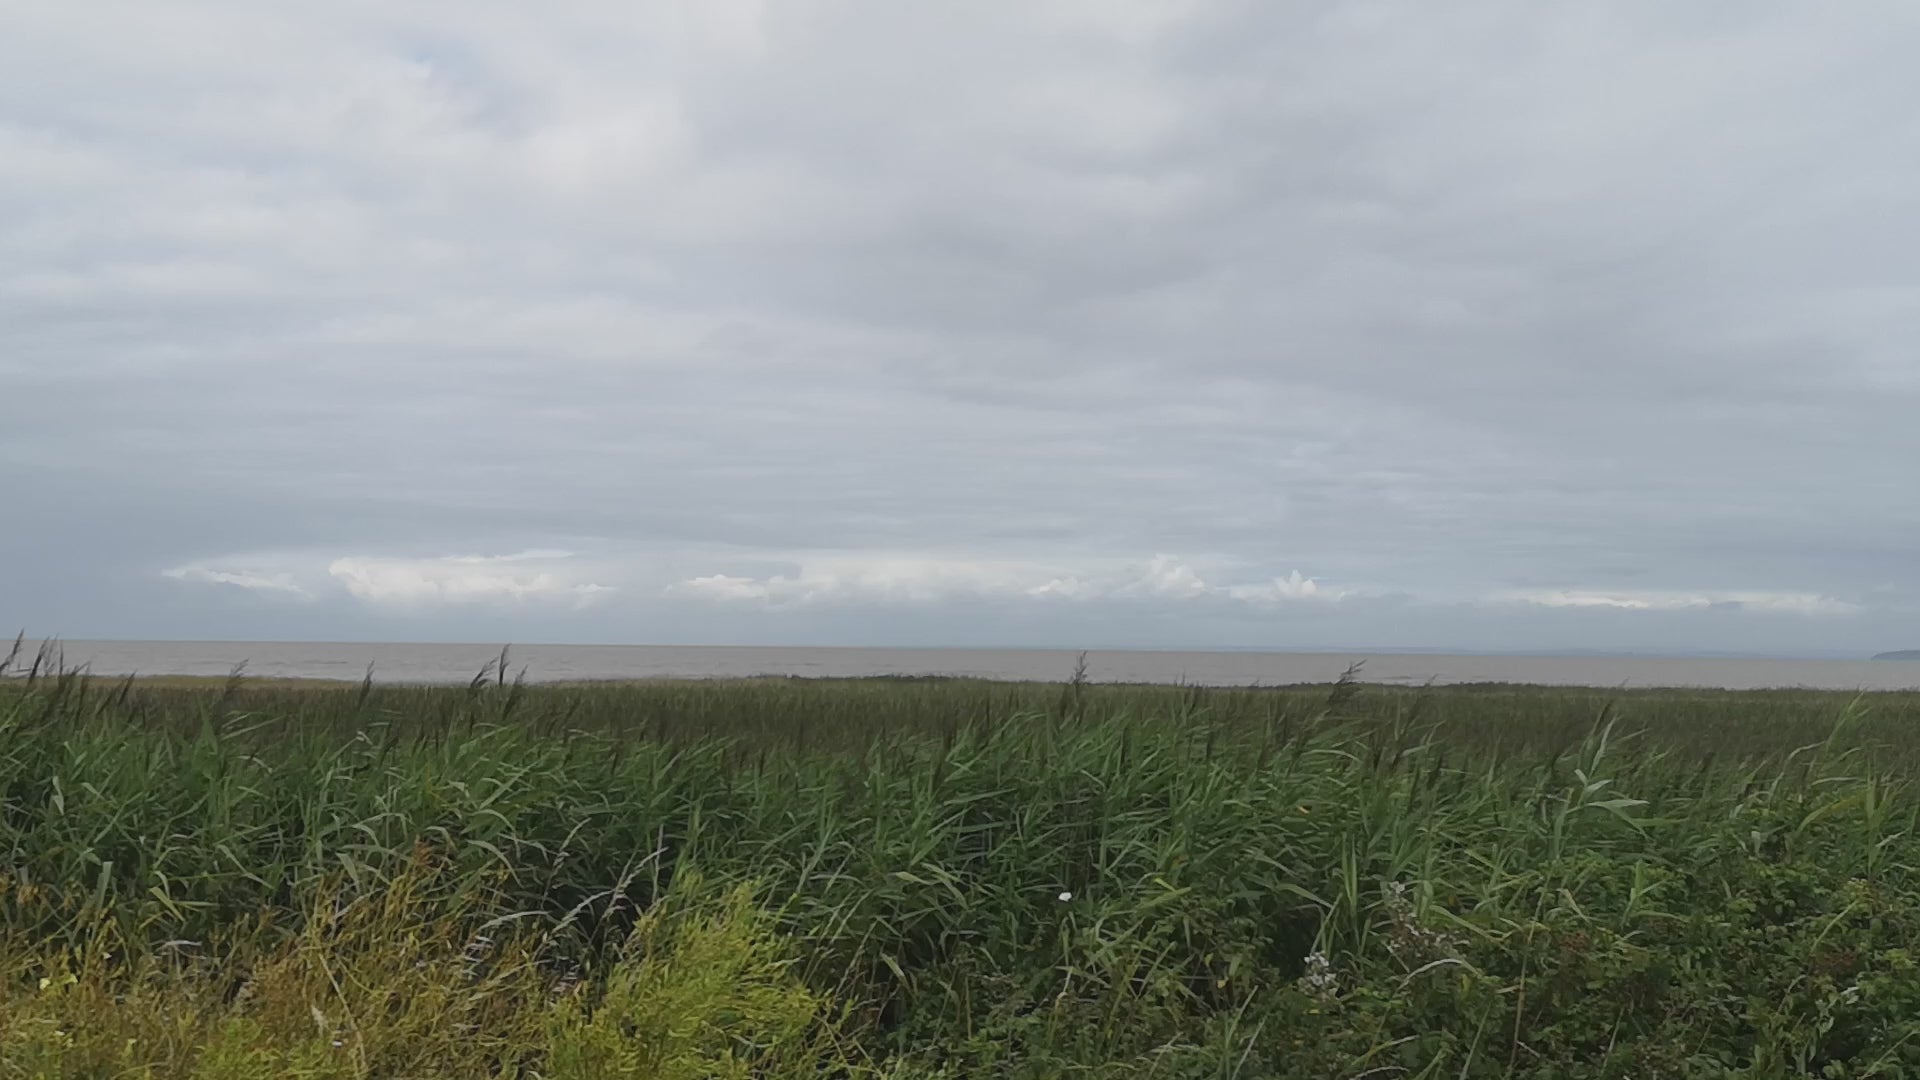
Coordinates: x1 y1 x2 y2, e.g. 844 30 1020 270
12 640 1920 691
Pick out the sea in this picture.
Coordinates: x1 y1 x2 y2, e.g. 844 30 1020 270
11 640 1920 692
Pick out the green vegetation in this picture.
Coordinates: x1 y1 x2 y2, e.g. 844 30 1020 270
6 643 1920 1077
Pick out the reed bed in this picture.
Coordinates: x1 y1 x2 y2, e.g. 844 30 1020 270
4 641 1920 1077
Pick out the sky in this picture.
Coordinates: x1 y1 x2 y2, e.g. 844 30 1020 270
3 1 1917 656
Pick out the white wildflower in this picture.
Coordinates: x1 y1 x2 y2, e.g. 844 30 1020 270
1297 949 1339 1002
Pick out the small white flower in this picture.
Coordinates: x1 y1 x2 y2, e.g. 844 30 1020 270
1058 890 1073 902
1298 950 1339 1002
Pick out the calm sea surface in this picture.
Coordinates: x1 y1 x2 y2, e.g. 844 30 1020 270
13 640 1920 691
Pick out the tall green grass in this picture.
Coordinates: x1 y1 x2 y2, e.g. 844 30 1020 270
4 645 1920 1076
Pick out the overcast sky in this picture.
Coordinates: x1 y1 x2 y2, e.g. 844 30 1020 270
4 1 1917 656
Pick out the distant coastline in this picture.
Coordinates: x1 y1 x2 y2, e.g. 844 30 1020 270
1874 650 1920 661
14 640 1920 692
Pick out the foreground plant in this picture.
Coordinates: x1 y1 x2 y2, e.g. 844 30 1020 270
0 863 879 1079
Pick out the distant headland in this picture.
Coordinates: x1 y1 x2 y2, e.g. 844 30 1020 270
1873 650 1920 661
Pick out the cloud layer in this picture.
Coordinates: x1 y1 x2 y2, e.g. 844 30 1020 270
672 553 1332 608
325 552 614 608
162 566 310 599
5 1 1919 654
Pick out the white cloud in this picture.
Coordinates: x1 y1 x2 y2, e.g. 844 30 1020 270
1126 554 1212 599
1225 570 1327 604
1498 589 1859 616
673 553 1335 610
673 556 1047 607
163 565 310 598
326 551 614 607
161 549 618 608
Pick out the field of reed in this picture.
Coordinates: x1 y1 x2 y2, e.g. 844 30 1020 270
5 641 1920 1077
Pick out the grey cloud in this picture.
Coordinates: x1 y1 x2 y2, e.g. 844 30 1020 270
4 1 1918 654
